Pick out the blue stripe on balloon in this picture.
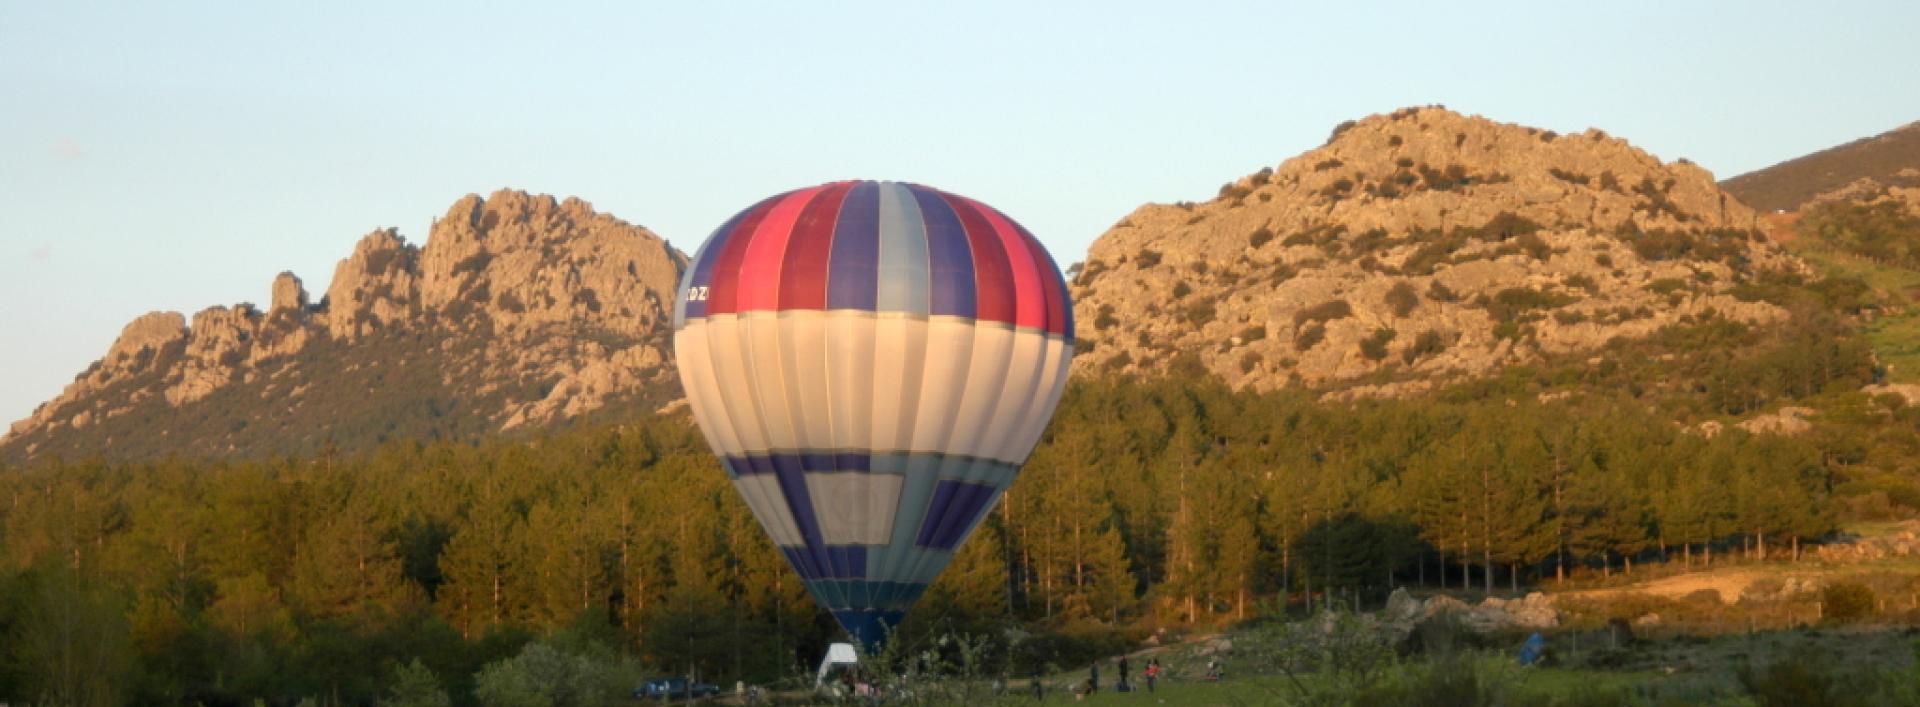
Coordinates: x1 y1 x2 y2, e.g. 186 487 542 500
785 546 867 580
826 182 880 311
769 454 829 573
808 582 926 609
875 183 930 316
913 185 977 319
721 452 1015 478
917 480 998 550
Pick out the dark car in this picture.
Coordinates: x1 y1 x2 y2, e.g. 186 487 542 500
635 677 721 701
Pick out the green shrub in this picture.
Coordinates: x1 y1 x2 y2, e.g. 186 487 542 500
1482 212 1544 240
1183 300 1216 326
1320 178 1356 199
1563 274 1599 294
1386 281 1420 317
1294 322 1327 351
1485 287 1579 322
1359 329 1396 360
1403 330 1447 364
1823 582 1876 624
1294 299 1354 326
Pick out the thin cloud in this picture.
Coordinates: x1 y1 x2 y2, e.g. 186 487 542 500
52 137 87 161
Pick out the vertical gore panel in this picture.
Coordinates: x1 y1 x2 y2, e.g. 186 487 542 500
912 186 976 319
735 187 822 312
875 183 930 316
826 183 881 311
778 183 854 310
941 194 1016 326
967 198 1047 331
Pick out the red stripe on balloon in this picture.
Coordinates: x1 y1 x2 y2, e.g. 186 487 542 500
940 194 1016 326
778 182 854 310
736 186 827 312
1010 220 1068 336
703 196 786 315
964 197 1046 332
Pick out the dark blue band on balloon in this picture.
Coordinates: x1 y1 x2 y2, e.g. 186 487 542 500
826 182 881 311
915 186 977 319
917 479 998 550
720 451 1016 477
785 546 867 580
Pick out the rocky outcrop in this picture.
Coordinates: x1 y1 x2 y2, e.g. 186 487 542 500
323 228 419 339
271 272 308 315
4 189 689 462
1071 107 1796 393
1382 587 1559 637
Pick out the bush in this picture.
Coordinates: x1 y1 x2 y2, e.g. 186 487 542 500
1482 212 1544 240
1359 328 1396 360
1418 163 1472 191
1183 300 1216 326
1320 178 1357 199
1485 287 1579 322
1171 281 1192 299
1295 323 1327 351
1294 299 1354 326
1134 249 1162 268
1239 351 1263 374
1386 281 1420 317
1823 582 1876 624
1238 325 1267 342
1249 227 1274 248
1403 330 1447 364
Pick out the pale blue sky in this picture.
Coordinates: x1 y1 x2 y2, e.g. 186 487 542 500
3 1 1917 428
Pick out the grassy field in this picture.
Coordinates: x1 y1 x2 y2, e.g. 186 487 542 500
1786 240 1920 383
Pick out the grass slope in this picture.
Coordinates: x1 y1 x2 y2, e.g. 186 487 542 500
1785 239 1920 383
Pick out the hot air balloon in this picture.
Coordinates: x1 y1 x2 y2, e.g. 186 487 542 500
672 180 1074 647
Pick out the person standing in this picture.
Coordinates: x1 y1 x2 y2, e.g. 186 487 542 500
1144 658 1161 693
1118 656 1130 691
1032 666 1046 702
1089 662 1100 694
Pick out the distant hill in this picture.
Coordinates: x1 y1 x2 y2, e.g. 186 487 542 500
1722 120 1920 213
1 190 688 463
1069 106 1796 397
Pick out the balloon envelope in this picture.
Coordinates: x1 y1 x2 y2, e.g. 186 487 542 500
672 180 1074 646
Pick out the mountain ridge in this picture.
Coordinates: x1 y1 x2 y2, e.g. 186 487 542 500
2 189 688 462
1069 106 1797 396
1722 120 1920 213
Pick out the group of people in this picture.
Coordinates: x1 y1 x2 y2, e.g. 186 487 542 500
1059 655 1168 700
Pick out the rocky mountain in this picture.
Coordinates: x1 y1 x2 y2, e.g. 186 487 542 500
1723 120 1920 213
1069 106 1799 395
2 189 686 463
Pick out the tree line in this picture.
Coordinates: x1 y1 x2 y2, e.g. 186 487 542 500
1 273 1913 703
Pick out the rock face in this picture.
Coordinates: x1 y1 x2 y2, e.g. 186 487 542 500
1070 107 1797 393
4 189 687 462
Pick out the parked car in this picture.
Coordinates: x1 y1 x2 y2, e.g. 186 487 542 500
635 677 721 701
